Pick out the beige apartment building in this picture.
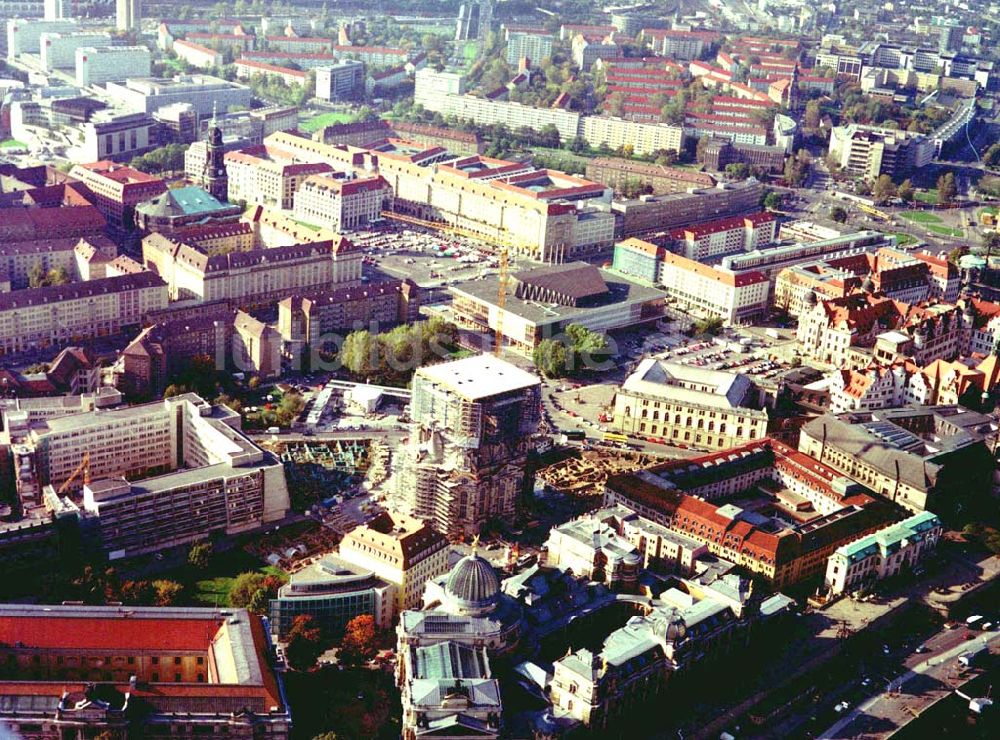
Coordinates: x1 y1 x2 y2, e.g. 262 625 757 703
338 510 450 611
142 233 362 307
225 146 333 209
0 273 168 356
292 174 392 232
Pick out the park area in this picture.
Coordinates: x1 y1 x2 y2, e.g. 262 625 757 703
299 111 357 133
899 210 963 237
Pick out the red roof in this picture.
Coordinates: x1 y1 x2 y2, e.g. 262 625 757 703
0 616 221 651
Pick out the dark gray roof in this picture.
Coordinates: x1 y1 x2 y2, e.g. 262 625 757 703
512 262 609 301
445 553 500 610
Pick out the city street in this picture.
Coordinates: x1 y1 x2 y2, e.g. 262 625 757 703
819 629 1000 738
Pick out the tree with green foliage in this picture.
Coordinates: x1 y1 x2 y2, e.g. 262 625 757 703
533 338 569 378
339 614 378 668
937 172 957 205
285 614 326 671
984 142 1000 169
725 163 750 181
803 100 821 129
872 174 897 204
830 206 848 223
982 231 1000 261
692 316 724 336
188 541 213 570
763 191 784 211
898 178 915 203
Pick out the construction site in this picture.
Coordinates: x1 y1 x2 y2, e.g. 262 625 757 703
262 438 389 511
535 447 658 497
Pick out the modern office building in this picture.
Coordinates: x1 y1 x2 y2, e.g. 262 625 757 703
11 393 290 557
825 511 943 595
394 354 541 538
106 75 252 117
0 604 290 737
338 510 450 611
269 553 396 638
827 124 935 182
315 60 365 102
613 359 769 451
75 45 151 86
116 0 140 33
79 110 159 162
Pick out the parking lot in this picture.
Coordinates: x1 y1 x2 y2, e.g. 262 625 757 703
345 222 542 289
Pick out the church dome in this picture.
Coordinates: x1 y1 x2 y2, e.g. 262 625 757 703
652 608 687 644
445 552 500 614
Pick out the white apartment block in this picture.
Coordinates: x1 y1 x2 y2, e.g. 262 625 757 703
292 175 391 232
825 512 941 596
671 212 776 261
655 249 770 324
75 45 151 86
581 116 684 157
505 31 554 65
39 31 109 70
0 273 167 357
12 394 289 558
172 39 222 69
6 18 77 58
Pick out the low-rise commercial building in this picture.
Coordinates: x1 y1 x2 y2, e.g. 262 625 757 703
825 511 943 595
612 359 769 451
270 553 396 638
449 262 666 355
106 75 253 118
613 179 764 238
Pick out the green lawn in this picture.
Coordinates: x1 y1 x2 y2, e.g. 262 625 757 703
300 111 356 133
914 189 939 204
529 146 591 171
900 210 943 224
192 565 286 607
890 232 919 247
463 40 478 65
0 139 27 149
925 224 964 238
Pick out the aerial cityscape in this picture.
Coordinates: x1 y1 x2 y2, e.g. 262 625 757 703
0 0 999 737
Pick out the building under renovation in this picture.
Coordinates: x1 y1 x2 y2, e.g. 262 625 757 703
394 354 541 538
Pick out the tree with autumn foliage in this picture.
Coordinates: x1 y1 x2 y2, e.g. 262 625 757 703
339 614 378 667
285 614 326 671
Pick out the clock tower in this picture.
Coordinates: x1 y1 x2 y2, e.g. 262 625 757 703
203 103 228 202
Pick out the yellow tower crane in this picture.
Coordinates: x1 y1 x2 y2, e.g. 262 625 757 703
495 247 509 356
56 452 90 497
